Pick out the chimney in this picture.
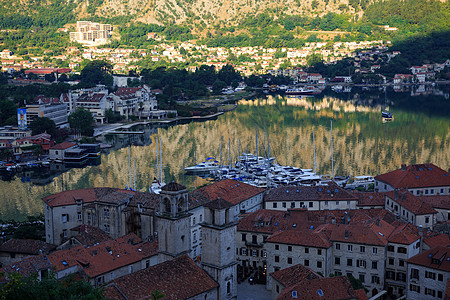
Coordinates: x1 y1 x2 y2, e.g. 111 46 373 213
395 189 399 200
401 164 407 170
376 219 380 226
401 193 406 200
345 230 349 239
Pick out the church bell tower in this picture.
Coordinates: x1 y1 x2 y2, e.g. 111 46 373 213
201 198 238 299
156 182 191 263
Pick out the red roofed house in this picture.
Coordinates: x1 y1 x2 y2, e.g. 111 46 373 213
110 85 157 120
385 190 437 229
385 223 421 297
264 183 359 211
375 163 450 195
407 246 450 300
0 239 56 268
49 142 77 161
1 233 158 287
103 254 219 300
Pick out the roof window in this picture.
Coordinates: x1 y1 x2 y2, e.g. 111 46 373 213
62 260 68 266
318 289 324 297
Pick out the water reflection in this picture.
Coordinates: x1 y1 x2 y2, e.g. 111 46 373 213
1 87 449 221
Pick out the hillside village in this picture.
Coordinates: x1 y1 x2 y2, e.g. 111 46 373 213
1 22 448 86
0 163 449 299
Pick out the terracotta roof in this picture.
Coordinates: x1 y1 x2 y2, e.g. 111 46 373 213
189 179 266 206
419 195 450 210
317 221 394 247
375 163 450 189
267 229 332 249
103 255 218 300
353 191 386 207
270 263 320 288
50 142 76 150
387 223 420 245
423 231 450 248
355 289 369 300
161 182 186 191
408 246 450 272
0 255 51 281
386 190 437 215
264 184 358 202
46 233 157 278
69 225 112 246
0 239 56 255
277 276 358 300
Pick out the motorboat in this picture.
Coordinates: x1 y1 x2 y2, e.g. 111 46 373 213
184 157 220 173
285 87 315 96
382 110 393 119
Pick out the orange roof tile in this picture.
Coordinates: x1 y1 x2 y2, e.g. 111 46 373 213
50 142 76 150
375 163 450 189
386 190 437 215
270 263 320 288
408 246 450 272
277 276 358 300
267 229 332 249
189 179 266 206
387 223 420 245
423 231 450 248
103 255 218 300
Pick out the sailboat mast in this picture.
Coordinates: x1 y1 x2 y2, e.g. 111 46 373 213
229 138 231 168
159 137 163 183
255 123 258 157
133 157 136 190
128 145 131 189
331 120 334 179
155 138 159 182
313 129 316 174
219 136 223 168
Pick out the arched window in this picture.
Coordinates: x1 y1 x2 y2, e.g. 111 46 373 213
163 198 171 213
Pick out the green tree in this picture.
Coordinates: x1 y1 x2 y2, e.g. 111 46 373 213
80 60 113 88
307 53 324 66
0 273 105 300
212 80 227 95
69 108 94 137
218 64 241 86
29 117 57 138
0 99 17 126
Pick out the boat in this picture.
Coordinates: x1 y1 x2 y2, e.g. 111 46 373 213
345 175 375 190
382 110 393 119
285 87 315 96
184 157 220 173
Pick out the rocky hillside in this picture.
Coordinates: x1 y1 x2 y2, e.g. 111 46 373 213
1 0 369 26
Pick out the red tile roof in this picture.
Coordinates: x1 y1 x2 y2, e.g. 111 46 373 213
50 142 76 150
277 276 358 300
270 263 320 288
317 221 394 247
267 229 332 249
419 195 450 210
46 233 157 278
375 163 450 189
265 184 358 202
69 225 112 246
0 255 51 281
103 255 218 300
189 179 266 206
387 223 420 245
386 190 437 215
353 191 386 207
0 239 56 255
408 246 450 272
423 231 450 248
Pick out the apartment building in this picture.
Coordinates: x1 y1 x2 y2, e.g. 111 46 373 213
407 246 450 300
264 184 359 211
375 163 450 195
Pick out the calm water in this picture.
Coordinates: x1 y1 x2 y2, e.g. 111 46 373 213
1 86 449 221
